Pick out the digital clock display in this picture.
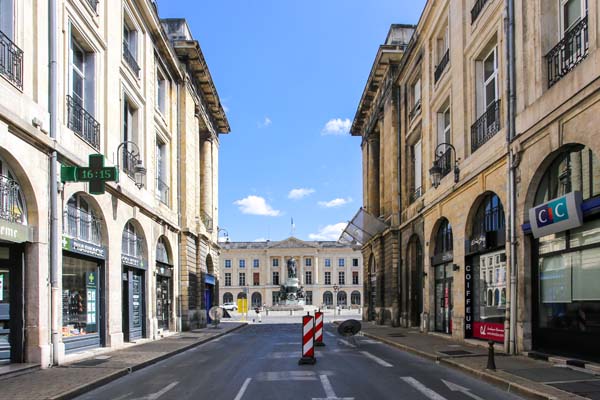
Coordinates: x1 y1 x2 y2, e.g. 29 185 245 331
76 167 118 182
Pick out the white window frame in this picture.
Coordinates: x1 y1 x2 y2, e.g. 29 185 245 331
156 67 167 116
560 0 587 36
482 47 498 113
437 106 451 147
238 272 245 286
224 273 231 286
305 270 312 285
123 22 138 60
413 139 422 193
69 30 95 115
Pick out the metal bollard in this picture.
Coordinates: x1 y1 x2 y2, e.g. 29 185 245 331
486 340 496 370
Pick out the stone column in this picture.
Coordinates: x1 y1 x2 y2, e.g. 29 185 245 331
200 134 212 221
367 134 380 217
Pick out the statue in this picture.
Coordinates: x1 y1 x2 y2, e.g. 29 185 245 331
287 257 297 279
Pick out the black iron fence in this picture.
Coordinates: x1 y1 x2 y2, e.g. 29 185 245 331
0 30 23 90
471 0 490 24
546 15 588 88
64 204 102 245
0 175 24 223
122 147 141 179
436 147 452 178
67 95 100 150
123 40 140 76
434 49 450 83
471 99 501 153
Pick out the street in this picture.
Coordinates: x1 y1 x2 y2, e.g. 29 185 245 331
75 321 524 400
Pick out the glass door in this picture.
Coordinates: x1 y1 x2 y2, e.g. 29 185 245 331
0 267 10 364
156 276 170 330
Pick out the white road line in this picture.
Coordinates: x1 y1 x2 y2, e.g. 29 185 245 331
339 339 356 348
233 378 251 400
130 381 179 400
325 332 336 337
401 377 447 400
360 351 393 367
320 375 336 398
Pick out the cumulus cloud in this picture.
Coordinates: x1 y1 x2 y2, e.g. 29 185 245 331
309 223 347 241
321 118 351 135
258 117 272 128
288 188 315 200
318 197 352 208
233 195 281 216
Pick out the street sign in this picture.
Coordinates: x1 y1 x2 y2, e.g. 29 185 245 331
61 154 118 195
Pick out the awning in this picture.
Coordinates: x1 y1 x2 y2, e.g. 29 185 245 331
339 207 389 245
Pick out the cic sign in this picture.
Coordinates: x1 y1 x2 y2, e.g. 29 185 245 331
528 192 583 239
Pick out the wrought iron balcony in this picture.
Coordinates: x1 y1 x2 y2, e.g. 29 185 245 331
471 0 490 24
156 177 169 205
64 204 102 245
67 95 100 150
0 175 25 224
409 186 422 203
434 49 450 83
409 100 421 120
122 146 142 179
85 0 99 12
0 30 23 90
546 15 588 88
471 99 501 153
436 147 453 178
122 40 140 76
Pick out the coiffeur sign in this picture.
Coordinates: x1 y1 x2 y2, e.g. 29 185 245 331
529 192 583 239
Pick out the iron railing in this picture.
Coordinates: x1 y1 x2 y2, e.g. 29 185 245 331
121 229 142 258
471 99 501 153
546 15 588 88
436 147 453 178
67 95 100 150
434 49 450 83
471 0 490 24
64 204 102 245
122 147 141 179
156 177 169 205
85 0 99 12
0 175 24 224
122 40 140 76
409 100 421 120
0 30 23 90
409 186 422 203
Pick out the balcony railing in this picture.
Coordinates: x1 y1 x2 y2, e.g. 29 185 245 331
156 177 169 205
471 0 490 24
436 147 453 178
0 175 25 224
67 95 100 150
409 100 421 120
122 147 141 179
85 0 99 12
409 186 422 203
471 99 501 153
0 30 23 90
434 49 450 83
546 15 588 88
122 40 140 76
64 204 102 245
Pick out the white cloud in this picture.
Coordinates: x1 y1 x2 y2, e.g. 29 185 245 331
321 118 351 135
309 223 347 241
233 195 281 216
258 116 272 128
288 188 315 200
223 104 230 113
318 197 352 208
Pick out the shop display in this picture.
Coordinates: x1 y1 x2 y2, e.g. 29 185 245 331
62 257 98 337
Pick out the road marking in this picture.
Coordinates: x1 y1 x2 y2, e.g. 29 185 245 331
400 377 447 400
311 375 355 400
339 339 356 348
234 378 251 400
130 381 179 400
256 371 318 381
442 379 486 400
325 331 336 337
360 351 393 367
360 339 380 344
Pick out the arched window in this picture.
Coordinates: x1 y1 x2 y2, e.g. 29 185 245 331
122 222 142 257
223 292 233 303
351 291 361 305
0 158 27 225
337 291 347 306
434 219 453 255
237 292 247 300
323 291 333 306
472 193 505 240
65 194 101 245
251 292 262 308
156 237 170 264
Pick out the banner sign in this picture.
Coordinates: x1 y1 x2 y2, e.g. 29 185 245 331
473 322 504 342
464 264 474 338
121 254 146 270
205 274 216 285
529 192 583 238
0 220 31 243
62 236 106 259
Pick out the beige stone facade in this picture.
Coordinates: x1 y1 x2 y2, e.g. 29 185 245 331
0 0 228 367
220 238 363 309
351 0 600 359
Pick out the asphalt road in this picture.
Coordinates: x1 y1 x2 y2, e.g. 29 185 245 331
75 322 525 400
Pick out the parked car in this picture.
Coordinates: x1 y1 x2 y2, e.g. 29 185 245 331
220 302 238 311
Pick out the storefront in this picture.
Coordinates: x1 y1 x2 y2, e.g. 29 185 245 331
121 222 146 342
204 273 215 322
528 145 600 359
465 193 506 343
155 237 172 331
432 218 453 334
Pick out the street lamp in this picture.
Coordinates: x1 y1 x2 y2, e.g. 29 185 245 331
217 227 230 243
116 141 146 189
429 143 459 189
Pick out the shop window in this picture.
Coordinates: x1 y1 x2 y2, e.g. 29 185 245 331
62 257 99 338
156 237 169 263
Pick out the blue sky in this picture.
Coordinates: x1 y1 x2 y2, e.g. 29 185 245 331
157 1 426 242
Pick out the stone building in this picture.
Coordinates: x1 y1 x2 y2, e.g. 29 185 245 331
347 0 600 360
220 238 363 309
0 0 228 367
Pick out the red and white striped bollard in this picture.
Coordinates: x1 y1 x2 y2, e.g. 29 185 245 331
314 310 325 347
299 312 316 365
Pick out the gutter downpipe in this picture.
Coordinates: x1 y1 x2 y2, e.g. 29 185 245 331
505 0 518 355
176 80 182 333
49 0 60 365
396 81 403 327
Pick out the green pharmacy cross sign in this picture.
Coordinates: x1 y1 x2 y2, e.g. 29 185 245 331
61 154 118 195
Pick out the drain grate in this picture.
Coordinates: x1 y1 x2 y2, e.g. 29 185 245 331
387 333 405 338
72 358 109 367
438 350 474 356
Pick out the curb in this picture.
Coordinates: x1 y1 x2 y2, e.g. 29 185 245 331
49 323 248 400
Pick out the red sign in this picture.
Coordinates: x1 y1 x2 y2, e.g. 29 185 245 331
472 322 504 342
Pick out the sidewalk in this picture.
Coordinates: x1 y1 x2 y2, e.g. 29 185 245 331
0 322 246 400
354 323 600 400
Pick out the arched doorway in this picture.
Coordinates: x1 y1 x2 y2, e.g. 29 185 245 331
528 144 600 359
121 220 147 342
251 292 262 308
337 291 347 306
237 292 247 300
464 193 506 342
223 292 233 303
323 291 333 307
351 291 361 305
432 218 453 334
205 254 216 319
407 235 423 327
155 237 173 331
368 255 377 320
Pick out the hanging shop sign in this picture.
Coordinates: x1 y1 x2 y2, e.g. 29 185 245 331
464 264 473 338
61 154 118 195
0 220 31 243
62 236 106 259
121 254 146 270
156 263 173 277
205 274 216 285
472 322 504 342
529 191 583 238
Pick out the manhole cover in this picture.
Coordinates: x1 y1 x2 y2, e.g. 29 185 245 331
72 358 109 367
438 350 474 356
387 333 405 338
